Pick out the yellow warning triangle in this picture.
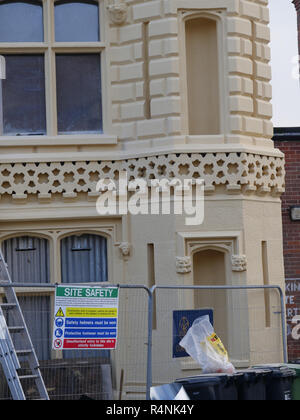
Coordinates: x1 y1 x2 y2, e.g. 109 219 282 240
55 307 65 317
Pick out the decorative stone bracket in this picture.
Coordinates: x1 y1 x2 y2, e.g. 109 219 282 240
231 255 247 272
107 1 128 25
176 256 192 274
119 242 131 258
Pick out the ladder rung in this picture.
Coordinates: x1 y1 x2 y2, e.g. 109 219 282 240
32 399 48 401
16 349 33 356
0 303 17 309
18 374 39 380
0 250 50 400
8 326 25 333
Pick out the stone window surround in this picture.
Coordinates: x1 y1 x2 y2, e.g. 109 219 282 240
0 223 119 286
175 230 251 369
0 0 114 145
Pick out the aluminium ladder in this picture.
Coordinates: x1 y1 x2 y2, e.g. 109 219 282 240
0 250 49 400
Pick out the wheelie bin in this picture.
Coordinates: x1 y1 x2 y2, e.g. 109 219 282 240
287 364 300 400
252 365 296 400
175 374 238 400
234 369 269 400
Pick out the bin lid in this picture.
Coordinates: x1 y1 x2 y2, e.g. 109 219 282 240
286 364 300 376
176 374 228 386
234 369 271 383
252 365 296 378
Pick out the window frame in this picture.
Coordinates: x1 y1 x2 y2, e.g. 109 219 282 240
0 229 111 361
0 0 113 144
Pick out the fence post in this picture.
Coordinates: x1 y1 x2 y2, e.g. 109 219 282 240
146 286 155 400
276 286 288 363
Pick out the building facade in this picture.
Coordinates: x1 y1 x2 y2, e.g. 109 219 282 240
0 0 286 398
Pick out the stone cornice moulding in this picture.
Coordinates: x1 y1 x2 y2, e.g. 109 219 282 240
0 138 284 164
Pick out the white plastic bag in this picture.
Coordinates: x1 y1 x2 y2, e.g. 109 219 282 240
179 315 235 374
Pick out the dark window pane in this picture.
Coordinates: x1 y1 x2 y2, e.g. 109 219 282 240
55 1 99 42
2 55 46 136
60 234 109 359
18 296 51 361
3 236 50 283
0 1 44 42
56 54 102 134
61 234 108 284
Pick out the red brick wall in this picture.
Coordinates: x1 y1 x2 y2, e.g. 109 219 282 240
274 135 300 361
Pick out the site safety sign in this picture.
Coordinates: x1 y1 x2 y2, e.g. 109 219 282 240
52 285 119 351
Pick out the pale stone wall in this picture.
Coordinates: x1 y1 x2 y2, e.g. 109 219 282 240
0 0 286 399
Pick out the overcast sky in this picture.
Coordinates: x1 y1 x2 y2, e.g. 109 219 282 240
269 0 300 127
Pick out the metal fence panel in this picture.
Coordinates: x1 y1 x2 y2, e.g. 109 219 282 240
147 285 286 398
0 283 286 400
0 283 151 400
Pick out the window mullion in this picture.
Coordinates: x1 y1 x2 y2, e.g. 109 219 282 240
45 0 57 136
45 47 58 136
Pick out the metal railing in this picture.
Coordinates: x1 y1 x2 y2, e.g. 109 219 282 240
146 284 287 400
0 282 286 400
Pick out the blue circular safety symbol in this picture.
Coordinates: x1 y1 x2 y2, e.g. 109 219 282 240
55 328 63 338
55 318 64 328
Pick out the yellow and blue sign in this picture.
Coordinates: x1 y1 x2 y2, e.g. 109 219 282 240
52 285 119 351
173 309 213 358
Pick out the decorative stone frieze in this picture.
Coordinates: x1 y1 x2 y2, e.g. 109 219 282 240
0 152 285 199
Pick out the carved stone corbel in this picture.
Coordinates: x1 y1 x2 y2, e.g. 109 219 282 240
231 255 247 272
119 242 131 258
107 1 128 25
176 256 192 274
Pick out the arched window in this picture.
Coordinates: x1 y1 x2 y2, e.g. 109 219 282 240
60 233 109 360
193 249 228 347
3 235 50 283
185 16 221 135
0 1 44 42
61 233 108 284
2 236 51 361
55 0 100 42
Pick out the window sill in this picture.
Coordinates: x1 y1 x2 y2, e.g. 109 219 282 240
0 134 118 147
